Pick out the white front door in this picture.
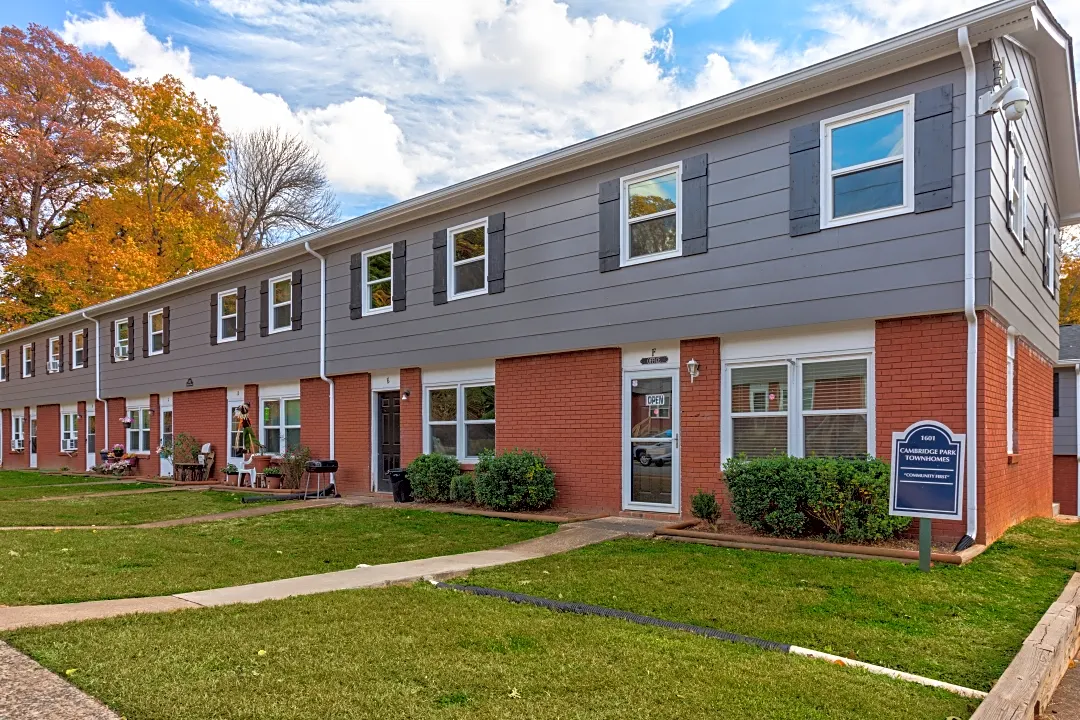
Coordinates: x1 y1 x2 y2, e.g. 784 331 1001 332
86 412 96 471
623 370 679 512
227 402 245 469
160 409 174 477
29 410 37 469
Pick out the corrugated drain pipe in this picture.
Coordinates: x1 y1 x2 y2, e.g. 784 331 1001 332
303 242 335 484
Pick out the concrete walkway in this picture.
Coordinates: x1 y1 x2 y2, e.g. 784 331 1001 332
0 518 650 631
1041 654 1080 719
0 642 120 720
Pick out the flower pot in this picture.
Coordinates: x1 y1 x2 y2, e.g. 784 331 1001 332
225 473 240 486
266 475 281 490
252 455 272 473
111 450 124 459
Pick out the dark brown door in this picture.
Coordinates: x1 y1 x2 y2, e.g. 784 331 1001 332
377 392 401 492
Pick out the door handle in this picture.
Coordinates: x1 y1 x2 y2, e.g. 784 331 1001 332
675 433 679 449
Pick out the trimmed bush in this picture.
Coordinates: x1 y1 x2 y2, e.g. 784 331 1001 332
723 455 910 542
690 489 720 524
406 454 461 502
450 473 475 504
473 449 556 512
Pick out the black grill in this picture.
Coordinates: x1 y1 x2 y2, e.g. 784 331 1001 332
305 459 338 472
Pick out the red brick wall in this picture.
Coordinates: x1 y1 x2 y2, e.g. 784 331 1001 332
300 378 330 460
876 313 969 541
244 385 259 414
36 404 61 470
400 367 423 466
334 373 371 495
680 338 726 518
94 400 106 458
496 348 622 513
2 408 26 468
173 387 226 461
146 394 161 477
76 401 86 470
1053 456 1077 516
107 398 126 458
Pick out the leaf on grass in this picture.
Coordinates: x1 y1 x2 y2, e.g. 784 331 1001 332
508 688 521 699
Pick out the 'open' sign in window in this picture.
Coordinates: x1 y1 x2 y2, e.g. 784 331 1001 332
645 394 667 406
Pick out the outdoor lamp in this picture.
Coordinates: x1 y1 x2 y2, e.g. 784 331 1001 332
686 358 700 383
401 389 411 401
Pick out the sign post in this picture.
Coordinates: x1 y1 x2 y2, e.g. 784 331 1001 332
889 421 965 572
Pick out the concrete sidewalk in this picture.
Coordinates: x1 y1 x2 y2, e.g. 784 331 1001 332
0 518 651 630
0 642 120 720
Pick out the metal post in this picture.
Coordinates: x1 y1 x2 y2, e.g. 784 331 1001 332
919 518 932 572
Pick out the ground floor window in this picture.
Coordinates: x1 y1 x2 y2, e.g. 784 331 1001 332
262 398 300 455
727 355 870 459
61 412 79 452
127 408 151 453
425 383 495 461
11 415 24 450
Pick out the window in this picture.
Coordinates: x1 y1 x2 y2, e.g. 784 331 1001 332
11 415 24 451
269 275 292 333
363 246 393 315
621 164 681 265
47 336 61 373
0 350 7 382
218 290 238 342
1006 129 1026 244
822 96 914 227
447 220 487 299
127 408 151 453
426 384 496 461
72 331 85 369
1044 205 1057 296
262 398 300 455
114 319 130 360
21 344 32 378
61 412 78 452
148 309 165 355
1007 334 1017 454
728 356 871 459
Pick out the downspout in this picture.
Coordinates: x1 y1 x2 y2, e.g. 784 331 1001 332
303 242 335 482
958 27 980 550
1075 364 1079 517
81 312 106 454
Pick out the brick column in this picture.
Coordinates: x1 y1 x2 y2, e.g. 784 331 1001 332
94 399 107 460
334 373 371 494
107 398 127 457
399 367 423 466
300 378 330 459
23 407 31 468
680 338 725 519
146 394 161 477
244 384 259 414
75 401 86 470
36 404 61 470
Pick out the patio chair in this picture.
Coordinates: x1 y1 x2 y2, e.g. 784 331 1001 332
197 443 216 481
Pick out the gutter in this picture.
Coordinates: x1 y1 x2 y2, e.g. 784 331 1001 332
81 312 105 455
958 27 980 549
303 242 335 476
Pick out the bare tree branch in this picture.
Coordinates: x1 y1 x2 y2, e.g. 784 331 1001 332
226 127 340 253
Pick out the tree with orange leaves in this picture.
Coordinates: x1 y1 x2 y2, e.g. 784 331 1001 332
1060 226 1080 326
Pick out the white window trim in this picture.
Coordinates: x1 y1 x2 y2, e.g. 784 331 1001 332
362 245 394 316
721 352 875 462
1007 130 1027 246
260 396 301 456
0 351 7 382
71 331 85 369
423 381 496 463
1044 208 1057 296
47 336 61 374
114 319 130 361
127 406 152 455
820 95 915 229
21 344 32 378
447 219 489 301
268 274 293 334
61 412 79 453
620 162 683 267
11 415 24 451
217 289 238 343
1007 332 1016 455
147 309 165 356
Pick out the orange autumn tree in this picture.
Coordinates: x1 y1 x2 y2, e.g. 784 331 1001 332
1060 225 1080 325
7 76 236 315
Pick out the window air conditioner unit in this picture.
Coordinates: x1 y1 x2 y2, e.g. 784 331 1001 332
48 360 60 373
11 440 23 451
113 346 129 360
62 439 77 452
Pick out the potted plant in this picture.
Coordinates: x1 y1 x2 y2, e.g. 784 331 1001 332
111 443 125 459
119 415 133 428
223 463 240 485
263 465 283 489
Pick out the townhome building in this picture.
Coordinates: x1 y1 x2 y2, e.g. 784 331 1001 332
0 0 1075 547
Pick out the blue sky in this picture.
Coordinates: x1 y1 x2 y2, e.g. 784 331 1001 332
5 1 1078 221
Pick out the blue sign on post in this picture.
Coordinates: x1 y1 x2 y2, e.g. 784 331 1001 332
889 420 965 521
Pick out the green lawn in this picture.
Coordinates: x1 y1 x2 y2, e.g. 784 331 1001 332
0 482 162 501
0 506 555 605
0 470 120 488
0 490 263 527
465 518 1080 691
5 585 976 720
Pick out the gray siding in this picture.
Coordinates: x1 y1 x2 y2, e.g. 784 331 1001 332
985 38 1061 361
0 323 98 409
1056 368 1077 455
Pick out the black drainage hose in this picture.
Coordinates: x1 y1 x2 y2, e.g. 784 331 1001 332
433 582 790 654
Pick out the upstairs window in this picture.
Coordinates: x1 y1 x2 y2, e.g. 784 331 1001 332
363 246 393 315
114 319 130 361
822 97 913 227
621 164 681 265
148 309 165 355
21 344 32 378
72 331 85 369
269 275 292 333
47 336 61 373
218 289 238 342
1006 128 1027 245
448 220 487 299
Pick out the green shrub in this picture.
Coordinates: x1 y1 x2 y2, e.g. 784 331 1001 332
406 453 461 502
450 473 475 503
723 455 909 542
473 449 556 512
690 489 720 524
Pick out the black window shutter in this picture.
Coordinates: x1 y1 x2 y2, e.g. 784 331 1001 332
260 280 269 337
392 240 407 312
349 252 363 319
30 342 35 376
58 335 64 373
210 293 218 346
162 306 171 354
142 312 149 358
2 349 7 381
914 84 954 213
291 269 302 331
487 212 505 293
128 316 135 361
433 229 448 305
237 286 247 341
789 122 820 236
681 153 709 256
598 179 620 272
110 323 116 363
82 328 89 368
1054 372 1060 417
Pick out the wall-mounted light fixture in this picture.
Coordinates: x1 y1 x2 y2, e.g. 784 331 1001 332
686 358 700 383
401 389 411 401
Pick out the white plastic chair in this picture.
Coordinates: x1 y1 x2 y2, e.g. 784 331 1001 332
238 454 258 488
